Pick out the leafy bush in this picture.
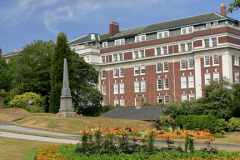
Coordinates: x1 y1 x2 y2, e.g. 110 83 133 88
175 115 219 131
102 105 115 113
143 102 151 106
49 84 62 113
9 92 41 108
228 117 240 132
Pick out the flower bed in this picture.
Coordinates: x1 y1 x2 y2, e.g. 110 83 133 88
35 144 67 160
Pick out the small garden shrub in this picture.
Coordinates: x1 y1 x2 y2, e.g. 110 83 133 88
102 104 115 113
228 117 240 132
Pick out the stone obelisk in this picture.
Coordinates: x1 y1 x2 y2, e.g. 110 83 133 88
58 58 76 116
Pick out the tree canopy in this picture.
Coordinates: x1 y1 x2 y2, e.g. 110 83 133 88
228 0 240 13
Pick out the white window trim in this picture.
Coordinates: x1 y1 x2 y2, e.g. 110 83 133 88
180 43 186 52
213 72 220 82
187 42 193 51
181 26 194 35
114 83 118 94
120 99 125 106
188 75 194 88
234 55 239 66
203 37 218 48
102 84 106 95
163 62 169 72
134 81 139 93
205 73 211 85
114 99 119 106
189 94 195 101
206 23 211 27
119 68 124 77
164 78 169 90
102 42 108 48
134 66 139 76
213 21 219 26
163 46 168 55
156 62 161 73
102 70 106 79
234 71 239 82
102 56 106 63
204 55 210 67
119 53 124 61
120 82 124 94
181 94 188 102
157 31 169 39
188 58 194 69
156 78 162 90
115 39 125 46
135 35 146 42
180 59 186 70
113 68 118 78
140 65 145 75
113 54 118 62
212 55 219 66
155 47 161 56
141 80 146 92
164 95 170 104
181 76 187 89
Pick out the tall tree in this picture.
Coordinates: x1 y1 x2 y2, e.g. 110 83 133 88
0 54 10 91
228 0 240 13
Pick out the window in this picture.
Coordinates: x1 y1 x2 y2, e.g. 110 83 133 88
234 71 239 82
180 44 185 52
102 84 106 95
140 50 145 58
134 81 139 92
163 62 168 72
213 21 219 26
204 39 210 48
157 31 169 39
180 60 186 70
134 66 139 75
188 75 194 88
181 94 187 102
113 68 118 78
181 76 187 88
140 65 145 75
206 23 211 27
205 73 211 85
119 53 123 61
115 39 125 46
102 56 106 63
181 26 193 34
119 68 124 77
234 55 239 66
164 78 169 90
135 35 146 42
114 99 119 106
102 100 107 106
157 96 163 104
164 95 170 104
163 46 168 55
156 63 161 72
157 79 162 90
141 80 146 92
102 70 106 79
204 56 210 66
102 42 108 48
187 43 192 51
113 54 118 61
156 47 161 55
212 38 217 47
120 99 125 106
120 82 124 94
188 59 194 69
189 94 195 100
134 51 139 59
213 72 219 82
213 55 219 65
114 83 118 94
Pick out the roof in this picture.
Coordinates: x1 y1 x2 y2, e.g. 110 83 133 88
68 12 235 45
3 50 22 57
100 105 165 121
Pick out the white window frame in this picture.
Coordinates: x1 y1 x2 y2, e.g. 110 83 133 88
213 72 219 82
102 100 107 106
140 65 145 75
163 62 168 72
102 84 106 95
115 39 125 46
156 63 161 73
234 71 239 82
212 38 217 47
234 55 239 66
188 75 194 88
204 39 210 48
119 53 123 61
114 99 119 106
188 58 194 69
119 68 124 77
163 46 168 55
157 31 169 39
205 73 211 85
141 80 146 92
204 55 210 67
157 96 163 104
213 55 219 66
102 56 106 63
134 81 139 92
140 50 145 58
164 95 170 104
164 78 169 90
189 94 195 101
181 76 187 89
120 82 124 94
187 42 192 51
181 26 194 35
213 21 219 26
134 66 139 75
157 78 162 90
113 68 118 78
180 59 186 70
135 35 146 42
181 94 188 102
156 47 161 55
206 23 211 27
102 42 108 48
114 83 118 94
102 70 106 79
134 51 139 59
113 54 118 62
120 99 125 106
180 44 186 52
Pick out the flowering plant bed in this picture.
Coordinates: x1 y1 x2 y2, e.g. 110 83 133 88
51 113 81 117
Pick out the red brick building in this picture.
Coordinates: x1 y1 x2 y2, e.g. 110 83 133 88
69 4 240 106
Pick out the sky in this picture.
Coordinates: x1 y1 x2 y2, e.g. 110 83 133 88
0 0 239 55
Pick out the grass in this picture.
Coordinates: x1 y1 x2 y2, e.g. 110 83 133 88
0 137 61 160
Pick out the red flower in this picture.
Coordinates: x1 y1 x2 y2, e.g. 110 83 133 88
208 141 210 145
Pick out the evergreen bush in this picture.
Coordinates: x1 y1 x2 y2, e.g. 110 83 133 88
228 117 240 132
49 84 62 113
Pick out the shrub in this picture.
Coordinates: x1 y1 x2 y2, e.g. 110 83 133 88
102 105 115 113
49 84 62 113
9 92 41 108
175 115 219 131
228 117 240 132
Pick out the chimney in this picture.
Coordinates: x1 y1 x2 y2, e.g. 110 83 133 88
109 21 119 37
220 4 227 16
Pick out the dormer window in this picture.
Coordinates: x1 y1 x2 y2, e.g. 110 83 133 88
157 31 169 39
181 26 194 35
102 42 108 48
213 21 219 26
206 23 211 27
115 39 125 46
135 35 146 42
